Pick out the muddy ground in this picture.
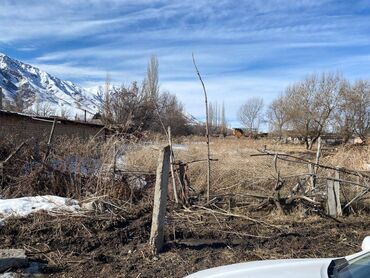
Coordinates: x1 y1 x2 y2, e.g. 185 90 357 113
0 198 369 278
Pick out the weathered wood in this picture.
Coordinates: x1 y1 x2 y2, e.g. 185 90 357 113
334 169 342 216
43 118 57 162
0 141 26 186
0 249 28 272
112 142 117 188
167 126 178 204
327 177 342 217
314 137 322 175
308 164 315 191
343 187 370 211
178 162 188 204
149 145 171 254
252 150 370 179
3 141 26 164
327 179 338 217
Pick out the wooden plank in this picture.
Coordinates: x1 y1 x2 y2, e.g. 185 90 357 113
149 145 171 254
334 169 342 216
327 179 337 217
308 164 315 190
314 137 322 175
43 118 57 162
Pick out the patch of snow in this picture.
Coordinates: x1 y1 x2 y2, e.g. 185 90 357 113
0 195 80 225
172 144 188 150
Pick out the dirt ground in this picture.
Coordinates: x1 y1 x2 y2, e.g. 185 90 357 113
0 199 369 278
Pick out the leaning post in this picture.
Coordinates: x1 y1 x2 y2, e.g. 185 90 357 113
149 145 171 254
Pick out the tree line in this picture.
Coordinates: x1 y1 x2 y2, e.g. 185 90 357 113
98 55 190 135
238 73 370 148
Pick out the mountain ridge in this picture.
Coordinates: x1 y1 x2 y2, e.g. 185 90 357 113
0 53 101 118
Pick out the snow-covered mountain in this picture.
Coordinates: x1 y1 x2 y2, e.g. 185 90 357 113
0 52 101 119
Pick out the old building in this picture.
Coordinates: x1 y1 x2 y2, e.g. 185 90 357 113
0 110 105 142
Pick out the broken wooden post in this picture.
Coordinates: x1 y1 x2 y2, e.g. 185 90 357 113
327 179 336 217
149 145 171 254
0 141 27 186
327 173 341 218
112 142 117 188
334 168 342 217
314 137 322 175
178 162 189 205
308 164 315 191
43 118 57 162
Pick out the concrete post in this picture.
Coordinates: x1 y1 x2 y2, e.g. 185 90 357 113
149 145 170 254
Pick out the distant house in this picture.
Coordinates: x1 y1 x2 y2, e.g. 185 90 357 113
0 110 105 142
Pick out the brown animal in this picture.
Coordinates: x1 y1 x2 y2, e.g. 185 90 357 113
232 128 244 138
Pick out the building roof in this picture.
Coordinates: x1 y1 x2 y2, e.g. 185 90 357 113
0 109 104 128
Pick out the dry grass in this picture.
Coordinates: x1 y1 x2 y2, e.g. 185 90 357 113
1 134 369 212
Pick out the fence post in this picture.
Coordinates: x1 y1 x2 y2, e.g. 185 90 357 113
327 172 342 218
149 145 171 254
112 142 117 189
334 168 342 216
327 179 337 217
308 164 315 191
43 118 57 162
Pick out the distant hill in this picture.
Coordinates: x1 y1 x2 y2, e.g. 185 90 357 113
0 52 101 118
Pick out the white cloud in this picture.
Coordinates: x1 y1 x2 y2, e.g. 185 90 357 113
2 0 370 126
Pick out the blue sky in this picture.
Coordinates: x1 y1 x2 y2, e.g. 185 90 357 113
1 0 370 126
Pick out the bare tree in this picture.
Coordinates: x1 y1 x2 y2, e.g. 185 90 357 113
144 55 159 101
284 73 343 149
338 80 370 143
33 95 54 116
102 73 113 122
220 101 227 136
60 106 71 119
267 94 289 139
238 97 264 134
333 80 355 143
351 80 370 142
100 55 189 135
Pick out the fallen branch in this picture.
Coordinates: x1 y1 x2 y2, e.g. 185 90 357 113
251 149 370 179
192 205 283 230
